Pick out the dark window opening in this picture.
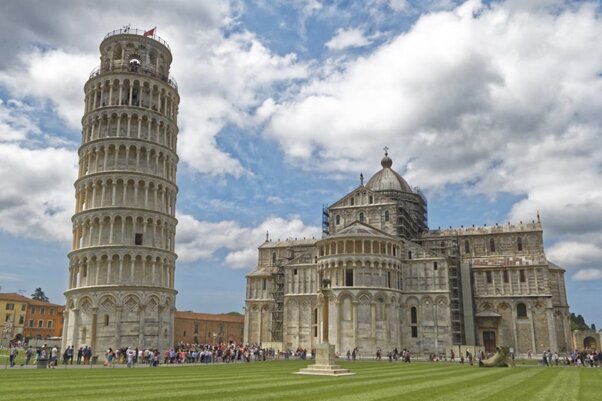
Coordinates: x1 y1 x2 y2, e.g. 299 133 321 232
486 271 492 284
410 307 417 324
384 211 389 221
350 197 354 206
489 238 495 252
272 252 276 264
359 212 364 222
408 251 412 259
434 262 438 271
293 269 298 275
369 196 373 204
335 215 340 225
345 269 354 286
464 240 470 254
104 315 110 326
519 269 526 283
517 303 527 318
135 233 143 245
503 270 509 283
517 237 523 251
411 326 418 338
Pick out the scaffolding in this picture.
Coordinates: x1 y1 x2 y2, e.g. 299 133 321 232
439 238 465 345
270 261 285 342
322 206 329 238
270 250 293 342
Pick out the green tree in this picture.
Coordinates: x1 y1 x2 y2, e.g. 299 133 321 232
30 288 49 302
569 313 589 331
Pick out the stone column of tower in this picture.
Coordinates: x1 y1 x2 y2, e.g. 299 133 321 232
62 28 179 356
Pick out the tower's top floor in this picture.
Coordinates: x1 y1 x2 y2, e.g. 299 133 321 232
90 28 177 91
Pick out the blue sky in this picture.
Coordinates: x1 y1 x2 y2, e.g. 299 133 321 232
0 0 601 328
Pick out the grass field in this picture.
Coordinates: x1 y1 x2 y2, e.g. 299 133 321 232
0 360 600 401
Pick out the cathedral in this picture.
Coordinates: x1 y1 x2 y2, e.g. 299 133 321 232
244 151 571 357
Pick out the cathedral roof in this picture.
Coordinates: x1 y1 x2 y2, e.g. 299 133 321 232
365 151 413 193
329 221 397 239
548 261 566 272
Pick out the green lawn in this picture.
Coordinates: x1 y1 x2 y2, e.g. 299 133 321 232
0 360 600 401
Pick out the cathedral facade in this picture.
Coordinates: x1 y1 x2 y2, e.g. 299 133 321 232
244 152 571 357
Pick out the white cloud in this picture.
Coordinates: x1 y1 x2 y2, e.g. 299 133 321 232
0 143 77 242
572 268 602 281
0 48 97 129
266 195 284 205
548 241 602 269
261 1 602 278
326 28 372 51
0 99 40 142
0 98 77 242
0 273 21 282
0 2 308 178
175 30 307 176
176 213 321 268
382 0 411 13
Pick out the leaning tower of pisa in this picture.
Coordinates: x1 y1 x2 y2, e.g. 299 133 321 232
63 28 179 355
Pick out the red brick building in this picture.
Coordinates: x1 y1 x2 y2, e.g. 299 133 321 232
23 299 64 339
174 311 244 344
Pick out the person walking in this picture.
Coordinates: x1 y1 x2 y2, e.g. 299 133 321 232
49 346 58 369
25 346 33 365
9 345 18 367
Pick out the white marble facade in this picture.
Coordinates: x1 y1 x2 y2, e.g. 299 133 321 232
245 152 570 356
63 29 179 356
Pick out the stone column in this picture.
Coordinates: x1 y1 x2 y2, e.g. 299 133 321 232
321 292 329 343
113 306 122 349
138 305 146 347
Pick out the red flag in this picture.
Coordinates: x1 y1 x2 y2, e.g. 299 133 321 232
144 27 156 37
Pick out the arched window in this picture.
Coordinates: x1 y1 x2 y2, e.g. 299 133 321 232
384 211 390 221
517 237 523 251
335 215 340 225
489 238 496 252
464 240 470 254
410 307 417 324
517 303 527 318
359 212 364 222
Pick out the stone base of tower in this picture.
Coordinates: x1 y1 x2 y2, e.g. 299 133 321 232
296 343 353 376
63 288 176 360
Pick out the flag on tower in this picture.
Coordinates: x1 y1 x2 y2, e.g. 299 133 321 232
144 27 156 37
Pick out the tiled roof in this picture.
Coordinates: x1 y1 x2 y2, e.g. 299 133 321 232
0 293 32 302
175 311 244 323
0 293 63 307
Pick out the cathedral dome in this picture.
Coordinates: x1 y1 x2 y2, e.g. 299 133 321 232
366 151 412 193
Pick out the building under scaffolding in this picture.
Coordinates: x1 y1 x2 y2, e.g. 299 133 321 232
244 151 571 356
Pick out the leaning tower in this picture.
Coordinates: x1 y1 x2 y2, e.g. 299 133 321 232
63 28 179 356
